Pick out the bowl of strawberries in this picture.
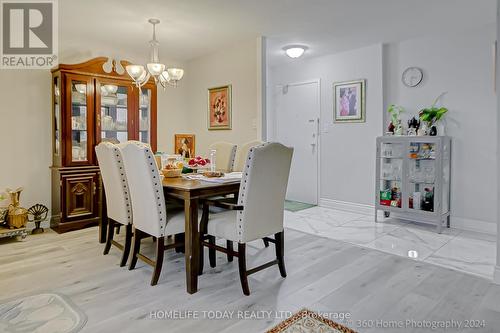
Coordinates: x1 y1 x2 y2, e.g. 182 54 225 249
187 156 211 171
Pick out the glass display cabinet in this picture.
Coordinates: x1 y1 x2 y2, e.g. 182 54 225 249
375 136 451 233
51 57 157 234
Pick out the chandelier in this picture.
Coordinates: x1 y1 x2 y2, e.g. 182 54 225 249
126 19 184 89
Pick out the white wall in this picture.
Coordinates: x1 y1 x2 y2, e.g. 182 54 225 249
385 23 497 233
0 71 51 208
185 38 260 156
156 80 190 154
495 0 500 284
269 44 384 206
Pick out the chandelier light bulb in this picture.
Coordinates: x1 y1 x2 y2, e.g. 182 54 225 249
167 68 184 81
147 63 165 77
126 65 145 80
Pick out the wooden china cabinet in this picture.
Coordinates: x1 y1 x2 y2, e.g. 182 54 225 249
50 57 157 235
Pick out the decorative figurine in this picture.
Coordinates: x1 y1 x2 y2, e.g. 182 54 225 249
394 120 403 136
429 126 437 136
28 204 49 234
387 122 395 135
6 188 28 229
0 208 7 226
407 127 417 136
0 193 6 226
407 117 420 136
417 123 427 136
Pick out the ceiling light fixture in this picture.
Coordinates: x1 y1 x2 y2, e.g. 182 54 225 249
126 19 184 89
283 45 307 58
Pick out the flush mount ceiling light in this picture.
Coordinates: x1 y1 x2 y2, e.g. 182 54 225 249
283 45 307 58
126 18 184 89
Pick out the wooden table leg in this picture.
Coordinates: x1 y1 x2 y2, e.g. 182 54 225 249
99 188 108 244
184 198 199 294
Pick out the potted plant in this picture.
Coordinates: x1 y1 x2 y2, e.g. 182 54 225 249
419 93 448 136
387 104 405 135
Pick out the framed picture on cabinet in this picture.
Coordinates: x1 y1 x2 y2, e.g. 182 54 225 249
174 134 195 158
333 79 366 123
208 85 231 130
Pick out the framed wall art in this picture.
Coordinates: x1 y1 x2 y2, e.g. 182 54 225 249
174 134 195 158
333 79 366 123
208 85 232 130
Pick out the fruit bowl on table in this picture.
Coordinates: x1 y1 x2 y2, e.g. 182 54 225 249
187 164 211 171
161 167 182 178
186 156 211 172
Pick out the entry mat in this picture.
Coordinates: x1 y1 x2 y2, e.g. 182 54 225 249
284 200 315 212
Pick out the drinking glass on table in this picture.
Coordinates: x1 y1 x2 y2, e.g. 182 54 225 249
209 149 216 172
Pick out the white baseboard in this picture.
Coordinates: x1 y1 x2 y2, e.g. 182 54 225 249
319 198 374 216
450 217 498 235
319 198 497 235
494 266 500 285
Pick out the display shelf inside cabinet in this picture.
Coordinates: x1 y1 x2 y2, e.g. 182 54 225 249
375 136 451 233
50 57 158 237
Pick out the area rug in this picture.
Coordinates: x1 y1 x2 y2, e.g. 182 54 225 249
285 200 315 212
0 292 87 333
266 309 357 333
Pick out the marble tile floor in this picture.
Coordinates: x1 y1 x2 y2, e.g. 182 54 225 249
284 206 497 280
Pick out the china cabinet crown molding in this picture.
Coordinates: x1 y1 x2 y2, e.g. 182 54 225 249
52 57 155 83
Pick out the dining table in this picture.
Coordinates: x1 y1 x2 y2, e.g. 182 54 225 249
162 176 240 294
99 174 241 294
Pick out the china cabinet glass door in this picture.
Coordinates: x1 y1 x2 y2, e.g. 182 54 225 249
378 142 404 209
96 80 133 145
66 74 94 165
407 141 437 213
53 75 61 157
139 87 152 144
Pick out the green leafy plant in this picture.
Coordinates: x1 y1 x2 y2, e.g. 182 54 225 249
387 104 405 124
419 92 448 126
419 107 448 125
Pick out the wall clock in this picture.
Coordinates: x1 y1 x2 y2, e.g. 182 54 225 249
402 67 423 87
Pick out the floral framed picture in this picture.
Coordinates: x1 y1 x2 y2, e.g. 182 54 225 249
208 85 232 130
333 79 366 123
174 134 195 158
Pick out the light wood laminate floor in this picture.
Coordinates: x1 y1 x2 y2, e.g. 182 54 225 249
1 227 500 333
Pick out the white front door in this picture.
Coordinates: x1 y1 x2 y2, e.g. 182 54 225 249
274 81 320 205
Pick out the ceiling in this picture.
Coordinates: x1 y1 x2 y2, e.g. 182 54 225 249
60 0 496 66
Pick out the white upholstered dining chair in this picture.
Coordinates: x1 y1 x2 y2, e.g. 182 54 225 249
208 142 237 172
233 140 263 172
120 141 186 286
95 142 133 267
199 142 294 295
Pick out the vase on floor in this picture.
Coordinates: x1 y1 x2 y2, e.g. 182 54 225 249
7 188 28 229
